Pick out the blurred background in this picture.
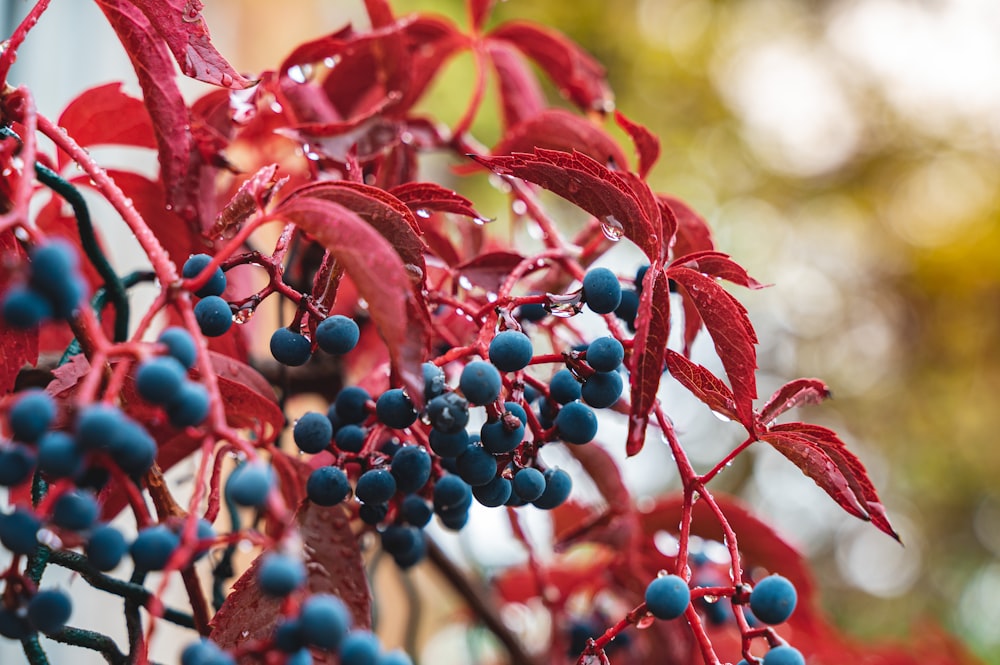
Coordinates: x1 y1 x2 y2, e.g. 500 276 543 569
4 0 999 663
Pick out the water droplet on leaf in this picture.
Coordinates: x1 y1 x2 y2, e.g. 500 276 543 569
601 215 624 241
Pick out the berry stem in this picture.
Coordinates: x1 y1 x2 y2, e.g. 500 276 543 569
0 0 52 83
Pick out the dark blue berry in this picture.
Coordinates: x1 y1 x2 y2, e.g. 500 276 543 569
459 361 502 406
587 336 624 372
182 254 227 298
0 608 32 639
86 524 128 571
426 392 469 434
131 524 180 571
480 411 524 454
644 574 690 620
400 495 432 527
299 593 351 650
536 397 556 428
549 369 581 404
516 301 548 323
37 431 82 478
30 241 84 318
75 404 123 451
635 264 649 294
473 475 512 507
581 370 623 408
258 553 306 597
359 502 389 525
136 356 187 405
335 386 371 424
225 462 274 507
334 424 366 453
581 267 622 314
306 466 351 506
181 638 234 665
615 289 639 331
108 418 157 475
355 469 397 504
555 401 598 445
456 444 497 487
2 285 51 328
438 508 469 530
274 619 304 653
488 330 533 372
340 630 381 665
390 446 432 493
762 646 805 665
512 467 546 502
294 411 333 454
749 574 797 625
0 445 35 486
315 315 360 355
158 327 197 369
270 327 312 366
194 295 232 337
0 507 40 554
433 474 472 515
377 649 414 665
288 649 313 665
9 389 55 443
52 490 99 531
376 389 418 429
167 382 210 428
428 428 469 458
381 524 420 557
532 468 572 510
421 362 446 400
27 589 72 635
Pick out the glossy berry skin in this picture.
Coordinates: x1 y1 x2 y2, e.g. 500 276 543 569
390 446 432 493
376 389 418 429
335 386 371 424
532 468 573 510
27 589 72 635
355 469 397 504
51 490 99 532
456 444 498 487
306 466 351 506
587 336 625 372
0 508 41 554
257 553 306 597
555 401 598 445
158 327 197 369
2 285 51 328
75 404 124 451
749 574 797 625
644 574 691 620
581 370 623 409
299 593 351 650
340 630 381 665
225 462 273 507
459 360 502 406
581 267 622 314
136 356 187 405
426 392 469 434
194 295 232 337
512 467 546 502
36 431 82 478
488 330 533 372
433 474 473 515
167 382 210 428
315 315 360 355
86 524 128 571
131 525 180 571
294 411 334 454
549 369 581 404
9 389 56 443
762 646 805 665
182 253 227 298
270 328 312 367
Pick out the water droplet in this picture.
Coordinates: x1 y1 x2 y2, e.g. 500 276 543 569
601 215 624 241
270 101 283 114
511 200 527 215
710 410 732 423
486 291 498 302
399 131 414 145
403 263 424 281
182 1 201 22
545 291 582 318
635 615 656 629
488 174 512 193
233 308 255 324
286 63 314 84
240 630 249 638
458 276 473 291
415 208 431 219
703 594 719 604
220 73 233 87
323 56 341 69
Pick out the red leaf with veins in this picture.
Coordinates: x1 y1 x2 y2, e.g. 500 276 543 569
55 83 155 172
627 262 671 456
0 232 38 395
667 266 757 428
664 349 739 422
492 109 628 171
455 250 527 293
389 182 484 220
759 378 832 426
485 39 546 130
671 250 767 290
615 111 660 178
660 194 714 261
472 149 660 261
116 0 253 88
488 21 613 113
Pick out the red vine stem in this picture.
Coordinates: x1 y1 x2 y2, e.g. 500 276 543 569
701 434 756 484
0 87 41 239
0 0 52 83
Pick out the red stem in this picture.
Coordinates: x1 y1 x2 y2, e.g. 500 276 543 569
0 0 52 83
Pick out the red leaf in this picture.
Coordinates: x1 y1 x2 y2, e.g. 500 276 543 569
119 0 253 88
469 0 497 31
209 164 287 242
274 196 427 404
55 83 156 172
626 263 671 456
454 250 526 293
211 502 371 661
492 109 627 171
762 423 899 540
660 194 714 260
488 21 613 113
565 440 630 510
485 39 546 130
664 349 739 422
389 182 484 220
670 250 766 290
759 378 832 426
203 352 285 444
471 149 660 262
364 0 395 28
615 111 660 178
0 232 38 394
667 266 757 428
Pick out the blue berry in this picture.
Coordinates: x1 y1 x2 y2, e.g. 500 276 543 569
340 630 381 665
27 589 72 635
549 369 581 404
644 574 690 620
288 649 313 665
587 336 624 372
225 462 274 507
0 507 40 554
376 389 418 429
749 574 797 625
299 593 351 650
581 370 623 409
167 382 210 427
181 638 234 665
390 446 432 493
615 289 639 331
380 524 420 557
355 469 397 504
294 411 334 454
635 264 649 294
0 445 35 486
30 241 84 318
516 301 548 323
274 618 305 653
131 524 180 571
136 356 187 405
306 466 351 506
426 392 469 434
459 361 502 406
86 524 128 571
512 467 546 502
194 295 232 337
270 327 312 366
158 327 197 369
108 417 157 475
37 431 82 478
335 386 371 424
582 267 622 314
0 607 31 639
532 468 572 510
75 404 124 450
182 254 227 298
9 389 55 443
433 474 473 515
2 285 51 328
456 444 498 487
428 428 468 458
480 407 525 455
258 552 306 597
555 401 598 445
488 330 533 372
762 646 805 665
473 475 512 507
422 362 447 400
315 315 360 355
51 490 99 531
334 424 366 453
359 502 388 525
377 649 414 665
400 495 432 527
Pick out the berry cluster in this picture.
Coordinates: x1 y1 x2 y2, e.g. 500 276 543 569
1 240 86 328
